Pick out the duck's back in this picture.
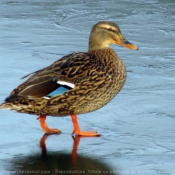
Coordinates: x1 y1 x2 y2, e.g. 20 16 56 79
0 48 126 116
46 48 126 116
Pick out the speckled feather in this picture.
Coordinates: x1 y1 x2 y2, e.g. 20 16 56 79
0 48 126 116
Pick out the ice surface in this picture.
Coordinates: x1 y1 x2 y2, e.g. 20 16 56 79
0 0 175 175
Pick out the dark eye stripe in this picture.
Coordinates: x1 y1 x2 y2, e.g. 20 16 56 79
107 28 115 32
101 27 116 32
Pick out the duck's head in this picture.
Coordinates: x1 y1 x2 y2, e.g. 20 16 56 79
88 21 138 51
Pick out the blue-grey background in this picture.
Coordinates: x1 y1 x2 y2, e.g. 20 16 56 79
0 0 175 174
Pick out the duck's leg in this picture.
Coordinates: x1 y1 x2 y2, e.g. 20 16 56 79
37 115 60 134
71 114 100 136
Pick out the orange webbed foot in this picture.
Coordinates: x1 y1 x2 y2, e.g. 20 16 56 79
71 114 101 137
72 130 100 136
37 115 61 134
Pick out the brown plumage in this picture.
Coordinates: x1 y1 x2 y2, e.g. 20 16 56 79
0 21 138 136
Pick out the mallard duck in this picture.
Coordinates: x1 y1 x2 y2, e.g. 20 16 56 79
0 21 138 136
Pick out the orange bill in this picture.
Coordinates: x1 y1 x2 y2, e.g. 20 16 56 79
116 39 138 50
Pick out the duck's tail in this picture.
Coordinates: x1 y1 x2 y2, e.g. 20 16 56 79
0 102 26 111
0 98 48 114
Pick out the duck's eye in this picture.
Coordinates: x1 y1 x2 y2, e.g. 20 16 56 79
108 28 114 32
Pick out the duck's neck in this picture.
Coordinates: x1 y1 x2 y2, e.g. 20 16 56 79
88 43 109 52
88 33 110 52
88 47 112 54
88 48 119 63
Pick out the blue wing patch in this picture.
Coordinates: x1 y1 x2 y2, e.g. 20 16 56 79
47 85 72 97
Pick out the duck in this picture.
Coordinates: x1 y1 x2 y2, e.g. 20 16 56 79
0 21 138 136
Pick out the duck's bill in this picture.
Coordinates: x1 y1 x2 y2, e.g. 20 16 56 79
116 39 138 50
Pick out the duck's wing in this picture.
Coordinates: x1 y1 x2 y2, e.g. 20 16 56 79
5 52 93 101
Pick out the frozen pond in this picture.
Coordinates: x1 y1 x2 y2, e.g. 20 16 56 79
0 0 175 174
